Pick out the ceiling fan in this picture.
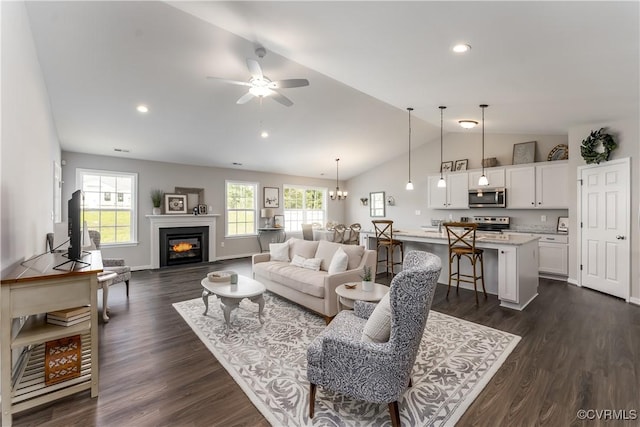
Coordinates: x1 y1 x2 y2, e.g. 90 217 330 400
207 47 309 107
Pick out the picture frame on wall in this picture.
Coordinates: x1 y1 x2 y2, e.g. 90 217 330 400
273 214 284 228
264 187 279 208
512 141 537 165
441 161 454 173
454 159 468 171
165 194 188 214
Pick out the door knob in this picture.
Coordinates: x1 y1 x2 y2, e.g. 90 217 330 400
616 235 626 240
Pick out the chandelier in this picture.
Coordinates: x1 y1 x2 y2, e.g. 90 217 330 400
329 158 347 200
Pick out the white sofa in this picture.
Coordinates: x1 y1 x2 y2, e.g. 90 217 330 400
252 238 377 319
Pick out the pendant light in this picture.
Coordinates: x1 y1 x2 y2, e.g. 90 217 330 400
405 107 414 190
329 158 347 200
478 104 489 186
437 106 447 188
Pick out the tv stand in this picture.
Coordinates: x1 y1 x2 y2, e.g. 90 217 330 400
1 251 103 426
53 251 92 271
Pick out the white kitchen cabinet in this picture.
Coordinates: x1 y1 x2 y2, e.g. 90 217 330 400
427 172 468 209
498 247 518 302
537 234 568 276
468 167 505 190
505 162 568 209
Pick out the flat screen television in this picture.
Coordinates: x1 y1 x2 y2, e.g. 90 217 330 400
67 189 84 261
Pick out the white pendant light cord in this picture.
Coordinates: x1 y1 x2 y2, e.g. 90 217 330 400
406 107 414 190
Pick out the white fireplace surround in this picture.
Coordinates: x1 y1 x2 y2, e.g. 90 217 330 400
147 214 219 268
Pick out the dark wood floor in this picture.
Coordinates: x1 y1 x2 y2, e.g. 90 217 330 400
12 258 640 427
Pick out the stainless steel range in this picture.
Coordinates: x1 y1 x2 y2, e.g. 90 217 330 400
472 216 510 232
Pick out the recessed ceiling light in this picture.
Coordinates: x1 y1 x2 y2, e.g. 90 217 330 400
114 148 130 153
232 162 243 166
136 105 149 113
260 130 269 138
458 120 478 129
452 44 471 53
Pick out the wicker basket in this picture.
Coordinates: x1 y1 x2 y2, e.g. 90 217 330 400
207 270 235 282
482 157 498 167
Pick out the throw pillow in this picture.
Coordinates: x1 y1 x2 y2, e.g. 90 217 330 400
270 241 290 262
315 240 341 271
328 247 348 274
289 238 320 259
302 257 322 271
291 254 306 267
362 292 392 343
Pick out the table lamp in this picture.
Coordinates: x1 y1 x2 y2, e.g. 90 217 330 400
260 208 274 227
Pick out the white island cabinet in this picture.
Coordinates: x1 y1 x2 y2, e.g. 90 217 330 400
1 252 102 426
361 230 539 310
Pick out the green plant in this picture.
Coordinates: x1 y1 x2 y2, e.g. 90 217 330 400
580 128 617 164
361 265 372 282
150 189 164 208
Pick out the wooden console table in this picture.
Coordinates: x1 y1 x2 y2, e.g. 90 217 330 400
1 251 102 426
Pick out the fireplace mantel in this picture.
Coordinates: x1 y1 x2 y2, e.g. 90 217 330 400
146 214 219 268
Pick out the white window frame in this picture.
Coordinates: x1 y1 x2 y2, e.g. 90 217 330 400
76 168 138 247
225 180 258 238
283 184 327 232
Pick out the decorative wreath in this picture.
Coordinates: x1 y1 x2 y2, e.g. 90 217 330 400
580 128 617 164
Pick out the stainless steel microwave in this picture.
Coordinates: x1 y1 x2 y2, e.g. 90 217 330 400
468 188 506 208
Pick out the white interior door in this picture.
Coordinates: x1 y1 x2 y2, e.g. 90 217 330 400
579 158 630 300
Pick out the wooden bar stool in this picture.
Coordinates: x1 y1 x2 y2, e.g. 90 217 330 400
443 222 486 304
372 220 404 277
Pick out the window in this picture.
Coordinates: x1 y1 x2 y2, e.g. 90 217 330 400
77 169 137 245
283 185 326 231
226 181 257 237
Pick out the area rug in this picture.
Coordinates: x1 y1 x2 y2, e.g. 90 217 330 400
173 292 520 426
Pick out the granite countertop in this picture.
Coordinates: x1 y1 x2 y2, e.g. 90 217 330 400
362 229 539 246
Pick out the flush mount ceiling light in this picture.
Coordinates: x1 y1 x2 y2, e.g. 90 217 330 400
438 106 447 188
478 104 489 187
458 120 478 129
260 130 269 138
329 158 347 200
452 44 471 53
405 107 414 191
136 105 149 113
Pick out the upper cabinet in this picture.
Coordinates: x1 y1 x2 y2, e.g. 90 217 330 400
505 161 568 209
427 172 469 209
468 167 505 190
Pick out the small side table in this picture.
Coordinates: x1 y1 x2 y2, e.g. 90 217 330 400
257 227 286 252
335 282 389 311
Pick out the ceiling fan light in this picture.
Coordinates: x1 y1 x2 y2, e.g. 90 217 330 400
260 130 269 138
437 177 446 188
249 86 271 97
453 44 471 53
458 120 478 129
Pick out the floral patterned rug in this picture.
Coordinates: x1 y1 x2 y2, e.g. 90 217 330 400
173 292 520 426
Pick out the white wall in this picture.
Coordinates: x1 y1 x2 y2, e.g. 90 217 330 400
567 119 639 301
345 131 569 231
1 1 61 275
61 152 345 268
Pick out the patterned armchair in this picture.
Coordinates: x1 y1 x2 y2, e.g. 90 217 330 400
307 250 441 427
88 230 131 297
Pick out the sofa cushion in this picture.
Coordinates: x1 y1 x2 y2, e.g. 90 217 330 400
289 238 319 260
270 241 290 262
315 240 342 271
341 245 365 270
328 247 348 274
253 261 326 298
291 254 306 267
362 292 391 343
303 258 322 271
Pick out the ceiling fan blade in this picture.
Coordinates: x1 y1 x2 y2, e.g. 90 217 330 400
246 59 263 80
268 79 310 89
268 90 293 107
206 76 251 87
236 92 255 105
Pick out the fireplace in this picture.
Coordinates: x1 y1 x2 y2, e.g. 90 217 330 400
159 226 209 267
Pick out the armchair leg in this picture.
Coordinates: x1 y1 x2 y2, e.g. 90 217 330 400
388 401 400 427
125 280 130 297
309 383 316 418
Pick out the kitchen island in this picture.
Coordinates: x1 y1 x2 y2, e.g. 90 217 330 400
360 229 540 310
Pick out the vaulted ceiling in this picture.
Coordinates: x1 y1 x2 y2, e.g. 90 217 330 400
24 1 639 179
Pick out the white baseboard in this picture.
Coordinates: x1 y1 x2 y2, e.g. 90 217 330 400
131 264 152 271
214 253 256 261
567 277 579 286
629 297 640 306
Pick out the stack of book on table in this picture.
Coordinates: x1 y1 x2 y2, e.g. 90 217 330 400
47 306 91 326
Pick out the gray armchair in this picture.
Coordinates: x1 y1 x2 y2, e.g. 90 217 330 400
307 250 441 427
88 230 131 297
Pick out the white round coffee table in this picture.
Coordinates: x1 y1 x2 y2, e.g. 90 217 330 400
201 275 266 334
335 282 389 311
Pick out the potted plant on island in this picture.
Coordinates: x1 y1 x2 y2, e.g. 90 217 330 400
361 265 373 291
151 189 163 215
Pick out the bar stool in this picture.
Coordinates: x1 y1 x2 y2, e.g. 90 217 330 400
372 220 404 277
443 222 486 304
